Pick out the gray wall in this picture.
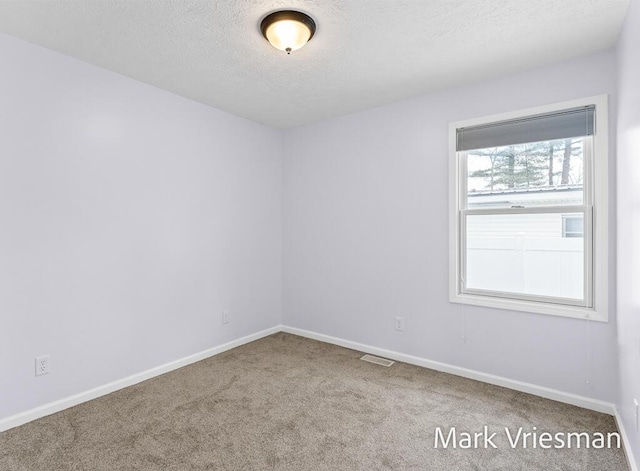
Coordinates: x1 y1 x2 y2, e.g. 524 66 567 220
282 49 618 403
0 33 283 419
616 0 640 465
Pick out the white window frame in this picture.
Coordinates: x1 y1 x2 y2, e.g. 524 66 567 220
448 95 608 321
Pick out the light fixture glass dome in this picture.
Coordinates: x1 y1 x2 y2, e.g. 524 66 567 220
261 11 316 54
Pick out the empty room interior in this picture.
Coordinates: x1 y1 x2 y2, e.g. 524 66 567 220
1 0 640 469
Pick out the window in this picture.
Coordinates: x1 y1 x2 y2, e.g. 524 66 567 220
562 215 584 238
449 96 608 321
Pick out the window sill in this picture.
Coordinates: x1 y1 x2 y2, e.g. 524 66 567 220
449 292 607 322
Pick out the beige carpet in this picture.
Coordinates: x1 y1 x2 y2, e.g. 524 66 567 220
0 333 629 470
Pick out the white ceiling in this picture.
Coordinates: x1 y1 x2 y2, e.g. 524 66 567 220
0 0 630 129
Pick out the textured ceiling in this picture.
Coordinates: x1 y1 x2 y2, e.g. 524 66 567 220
0 0 631 129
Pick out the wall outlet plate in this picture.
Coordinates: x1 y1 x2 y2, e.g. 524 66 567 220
35 355 50 376
395 316 405 332
222 310 229 325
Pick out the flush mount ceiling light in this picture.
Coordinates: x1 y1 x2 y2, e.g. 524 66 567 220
260 10 316 55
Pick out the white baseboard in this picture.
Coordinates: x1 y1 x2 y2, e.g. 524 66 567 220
615 408 639 471
0 326 280 433
281 325 616 415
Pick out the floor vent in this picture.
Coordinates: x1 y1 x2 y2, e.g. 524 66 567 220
360 354 395 367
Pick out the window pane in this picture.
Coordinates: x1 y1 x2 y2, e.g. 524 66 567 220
563 215 583 238
467 138 584 209
465 212 584 301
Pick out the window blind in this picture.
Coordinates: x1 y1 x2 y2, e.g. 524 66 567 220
456 105 595 152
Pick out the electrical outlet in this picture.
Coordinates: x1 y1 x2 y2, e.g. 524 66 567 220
395 316 405 332
35 355 50 376
635 399 639 431
222 310 229 325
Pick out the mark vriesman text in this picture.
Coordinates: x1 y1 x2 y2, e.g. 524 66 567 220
434 426 620 449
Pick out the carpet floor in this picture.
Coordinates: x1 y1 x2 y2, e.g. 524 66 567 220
0 332 629 470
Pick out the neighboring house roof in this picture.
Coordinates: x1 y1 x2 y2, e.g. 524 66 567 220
468 185 582 208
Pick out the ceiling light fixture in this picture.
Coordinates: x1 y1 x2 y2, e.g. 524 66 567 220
260 10 316 55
